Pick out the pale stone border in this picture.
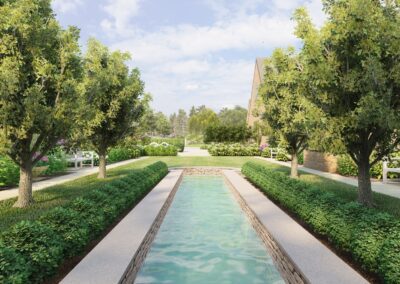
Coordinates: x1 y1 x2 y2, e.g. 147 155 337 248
223 170 369 284
61 169 183 284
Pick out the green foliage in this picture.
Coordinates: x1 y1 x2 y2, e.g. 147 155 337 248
170 109 188 137
242 162 400 283
0 246 29 284
217 106 247 127
108 147 141 163
294 1 400 204
150 137 185 152
188 106 219 135
80 38 145 174
0 0 83 205
208 143 260 156
337 155 397 179
204 125 252 143
0 162 168 283
44 148 68 175
0 221 64 283
144 143 178 156
0 156 19 187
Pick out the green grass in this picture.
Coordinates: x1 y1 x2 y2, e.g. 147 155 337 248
0 157 259 231
0 156 399 232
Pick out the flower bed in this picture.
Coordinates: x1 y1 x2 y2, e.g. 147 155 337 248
150 137 185 152
242 161 400 283
207 143 260 156
0 162 168 283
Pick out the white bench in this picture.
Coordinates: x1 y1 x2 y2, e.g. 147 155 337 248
270 148 278 158
383 157 400 183
67 151 94 169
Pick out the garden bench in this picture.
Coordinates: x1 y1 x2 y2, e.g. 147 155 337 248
270 148 278 159
383 157 400 183
67 151 94 169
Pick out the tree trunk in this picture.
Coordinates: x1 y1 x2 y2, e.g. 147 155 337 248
13 163 34 208
98 152 107 179
357 153 373 207
290 153 299 178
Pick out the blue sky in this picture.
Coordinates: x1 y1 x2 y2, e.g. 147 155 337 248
52 0 325 115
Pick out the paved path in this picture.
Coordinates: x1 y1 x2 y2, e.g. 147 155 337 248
178 147 210 157
257 157 400 199
0 157 149 202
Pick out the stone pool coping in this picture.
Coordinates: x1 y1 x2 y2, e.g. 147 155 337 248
61 170 183 284
223 170 369 284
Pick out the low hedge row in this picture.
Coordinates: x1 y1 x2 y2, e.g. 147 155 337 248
208 143 260 156
0 162 168 284
144 143 178 156
242 162 400 283
107 146 141 163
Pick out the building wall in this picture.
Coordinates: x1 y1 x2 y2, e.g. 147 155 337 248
303 150 338 173
247 58 266 128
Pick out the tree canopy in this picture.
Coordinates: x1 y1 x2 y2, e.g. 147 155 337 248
259 47 320 177
218 106 247 127
81 39 145 178
0 0 82 207
294 0 400 205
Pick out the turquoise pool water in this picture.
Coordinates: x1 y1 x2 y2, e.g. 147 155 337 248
134 175 284 284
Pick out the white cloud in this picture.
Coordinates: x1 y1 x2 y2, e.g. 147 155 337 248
52 0 82 13
101 0 141 36
112 14 297 64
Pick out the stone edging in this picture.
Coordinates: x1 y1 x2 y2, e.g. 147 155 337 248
120 173 183 283
223 173 307 284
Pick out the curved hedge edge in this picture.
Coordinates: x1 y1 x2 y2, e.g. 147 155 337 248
0 161 168 284
241 161 400 284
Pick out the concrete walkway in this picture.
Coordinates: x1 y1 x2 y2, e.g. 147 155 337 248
257 157 400 199
178 147 210 157
0 157 149 202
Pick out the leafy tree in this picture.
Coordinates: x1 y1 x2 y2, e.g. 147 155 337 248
218 106 247 127
81 39 144 178
294 0 400 205
259 48 320 177
188 107 218 134
154 111 172 136
170 109 188 137
0 0 82 207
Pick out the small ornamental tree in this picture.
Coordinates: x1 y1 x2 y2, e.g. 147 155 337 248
0 0 82 207
259 48 320 177
294 0 400 206
82 39 144 178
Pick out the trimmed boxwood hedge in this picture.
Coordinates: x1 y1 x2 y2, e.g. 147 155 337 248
0 161 168 283
242 162 400 284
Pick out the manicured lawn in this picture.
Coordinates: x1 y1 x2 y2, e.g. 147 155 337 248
0 157 260 231
0 156 399 233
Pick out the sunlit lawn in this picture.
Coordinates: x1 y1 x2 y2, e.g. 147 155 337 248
0 156 399 232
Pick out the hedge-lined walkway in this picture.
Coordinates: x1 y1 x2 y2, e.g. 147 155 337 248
257 157 400 200
0 157 148 202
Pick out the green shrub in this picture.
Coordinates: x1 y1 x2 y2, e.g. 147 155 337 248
276 149 290 161
144 142 178 156
208 143 260 156
0 162 168 283
242 161 400 283
108 146 141 163
337 154 393 179
204 125 252 143
0 156 19 187
0 221 64 283
0 246 29 284
39 207 90 257
150 137 185 152
44 148 68 175
297 152 304 165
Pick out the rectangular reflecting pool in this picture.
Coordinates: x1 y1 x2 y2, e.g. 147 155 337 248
134 175 284 284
